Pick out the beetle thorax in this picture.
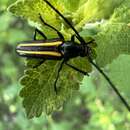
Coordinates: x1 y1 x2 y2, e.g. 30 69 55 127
60 41 90 60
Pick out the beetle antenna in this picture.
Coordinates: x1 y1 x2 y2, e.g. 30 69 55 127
54 60 65 94
42 0 130 111
43 0 86 44
88 57 130 112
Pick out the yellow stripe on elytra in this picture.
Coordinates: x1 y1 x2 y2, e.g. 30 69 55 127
18 41 62 47
16 50 62 57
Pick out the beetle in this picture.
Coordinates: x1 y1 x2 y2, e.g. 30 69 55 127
16 14 92 92
16 0 130 111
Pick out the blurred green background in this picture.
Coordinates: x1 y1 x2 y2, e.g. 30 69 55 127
0 0 130 130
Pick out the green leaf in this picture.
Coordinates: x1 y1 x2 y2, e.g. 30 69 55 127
95 0 130 67
8 0 61 24
82 55 130 112
110 0 130 23
92 55 130 110
62 0 88 12
20 58 91 118
74 0 124 29
108 54 130 100
95 23 130 67
8 0 85 39
8 0 65 38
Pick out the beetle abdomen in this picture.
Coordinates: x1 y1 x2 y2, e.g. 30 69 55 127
16 39 63 60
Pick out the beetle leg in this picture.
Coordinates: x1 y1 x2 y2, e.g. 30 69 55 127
32 60 45 68
65 62 89 76
39 14 64 41
71 34 82 43
71 35 75 42
54 60 65 94
71 34 95 45
34 28 47 40
86 39 95 44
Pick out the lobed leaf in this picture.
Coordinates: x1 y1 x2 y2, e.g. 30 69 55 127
20 58 91 118
95 23 130 67
74 0 124 29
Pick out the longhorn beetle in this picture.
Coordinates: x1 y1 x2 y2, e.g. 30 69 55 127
16 0 130 112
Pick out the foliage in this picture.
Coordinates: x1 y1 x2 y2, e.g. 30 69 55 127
0 0 129 129
7 0 130 119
